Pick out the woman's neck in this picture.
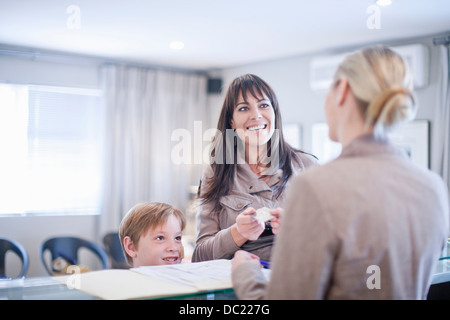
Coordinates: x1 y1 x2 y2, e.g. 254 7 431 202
245 143 270 177
339 121 374 149
338 98 374 149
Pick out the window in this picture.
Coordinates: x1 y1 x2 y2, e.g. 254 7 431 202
0 83 104 216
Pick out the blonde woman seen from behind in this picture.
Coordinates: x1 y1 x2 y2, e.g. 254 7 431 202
231 46 449 300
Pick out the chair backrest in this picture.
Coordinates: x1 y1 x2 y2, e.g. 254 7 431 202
40 236 109 275
102 232 128 269
0 238 29 279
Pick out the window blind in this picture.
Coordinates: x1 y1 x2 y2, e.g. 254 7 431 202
0 83 104 216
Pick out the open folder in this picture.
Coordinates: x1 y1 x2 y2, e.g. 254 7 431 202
53 259 271 300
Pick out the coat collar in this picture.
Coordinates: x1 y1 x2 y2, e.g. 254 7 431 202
235 161 282 194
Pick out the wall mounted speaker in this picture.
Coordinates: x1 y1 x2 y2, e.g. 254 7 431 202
207 78 222 94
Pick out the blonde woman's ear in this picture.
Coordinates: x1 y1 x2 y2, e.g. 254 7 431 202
336 77 350 107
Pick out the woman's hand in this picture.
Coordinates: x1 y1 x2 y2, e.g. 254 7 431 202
269 207 283 235
231 250 261 273
236 207 265 241
231 207 265 246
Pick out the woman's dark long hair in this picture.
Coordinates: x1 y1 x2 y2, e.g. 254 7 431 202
201 74 301 213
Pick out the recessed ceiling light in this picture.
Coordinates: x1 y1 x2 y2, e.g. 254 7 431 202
169 41 185 50
376 0 392 6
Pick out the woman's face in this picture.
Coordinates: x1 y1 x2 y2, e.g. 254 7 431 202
230 90 275 148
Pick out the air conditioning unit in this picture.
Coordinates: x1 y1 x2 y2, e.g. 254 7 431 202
309 52 347 92
309 44 429 92
390 44 429 88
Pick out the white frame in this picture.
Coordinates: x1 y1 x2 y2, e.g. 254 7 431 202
283 123 302 149
311 120 430 168
311 123 341 164
389 120 430 169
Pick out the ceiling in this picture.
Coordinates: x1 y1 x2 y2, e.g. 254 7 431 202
0 0 449 70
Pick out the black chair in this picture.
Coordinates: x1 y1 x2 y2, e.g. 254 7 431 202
0 238 29 279
40 236 109 275
103 232 128 269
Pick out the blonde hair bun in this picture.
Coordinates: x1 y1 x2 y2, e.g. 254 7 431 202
368 87 416 129
335 46 417 135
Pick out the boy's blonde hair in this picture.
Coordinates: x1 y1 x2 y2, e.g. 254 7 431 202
334 46 417 136
119 202 186 265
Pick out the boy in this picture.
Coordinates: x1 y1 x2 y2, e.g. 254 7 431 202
119 202 186 267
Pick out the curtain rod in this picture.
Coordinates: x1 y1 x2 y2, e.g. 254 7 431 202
0 45 208 75
433 35 450 46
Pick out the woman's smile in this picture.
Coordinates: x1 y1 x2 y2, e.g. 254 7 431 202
231 91 275 147
246 123 268 131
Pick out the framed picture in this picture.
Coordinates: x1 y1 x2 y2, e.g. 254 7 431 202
388 120 430 169
283 123 302 149
311 120 430 168
311 123 341 164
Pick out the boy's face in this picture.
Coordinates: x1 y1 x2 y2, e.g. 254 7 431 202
132 214 183 267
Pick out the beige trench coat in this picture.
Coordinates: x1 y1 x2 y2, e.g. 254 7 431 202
232 134 449 299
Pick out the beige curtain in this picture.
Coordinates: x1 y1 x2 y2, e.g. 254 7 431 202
431 44 450 191
97 65 208 238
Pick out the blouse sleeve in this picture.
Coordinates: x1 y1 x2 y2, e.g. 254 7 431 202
191 165 240 262
266 173 336 299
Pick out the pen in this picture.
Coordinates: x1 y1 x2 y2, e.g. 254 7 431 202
260 260 270 268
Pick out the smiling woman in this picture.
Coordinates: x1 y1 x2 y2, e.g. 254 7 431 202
192 74 318 263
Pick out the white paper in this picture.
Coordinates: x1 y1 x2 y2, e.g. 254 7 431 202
53 269 198 300
53 259 272 299
133 259 271 291
254 207 273 222
132 259 233 290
